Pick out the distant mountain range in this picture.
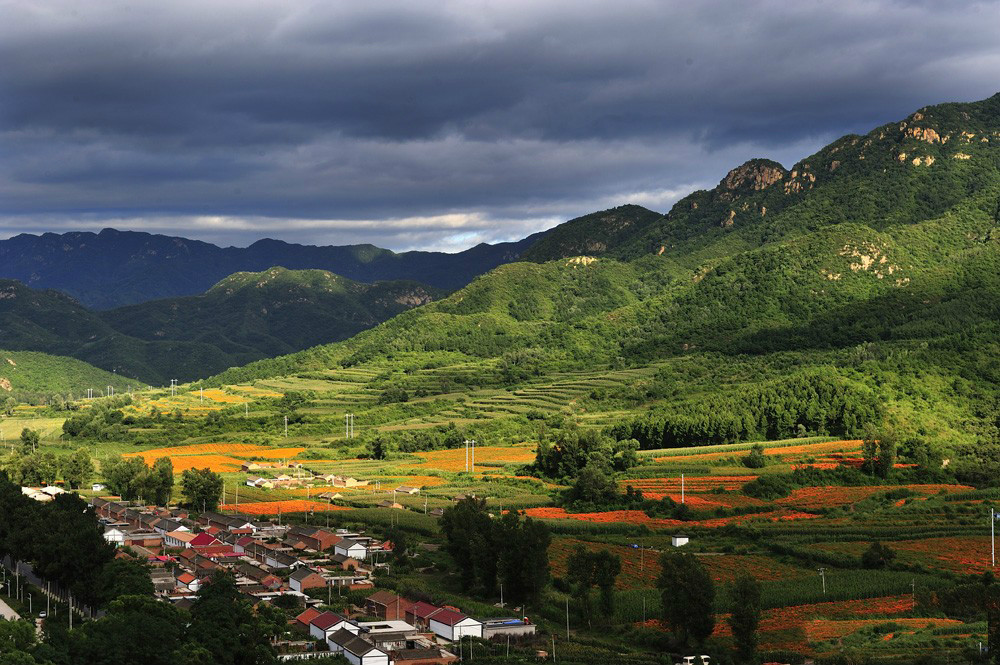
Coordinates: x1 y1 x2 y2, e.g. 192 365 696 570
0 228 549 309
0 268 442 384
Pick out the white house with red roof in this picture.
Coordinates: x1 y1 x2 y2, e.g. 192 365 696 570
308 611 360 641
428 608 483 641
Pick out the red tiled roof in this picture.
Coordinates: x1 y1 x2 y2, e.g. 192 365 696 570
176 572 195 584
190 532 219 547
409 601 440 619
310 611 346 631
296 608 321 625
429 608 471 626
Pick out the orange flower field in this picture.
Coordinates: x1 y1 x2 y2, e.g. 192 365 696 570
218 500 352 515
622 475 759 492
125 442 306 467
523 506 822 528
775 484 973 511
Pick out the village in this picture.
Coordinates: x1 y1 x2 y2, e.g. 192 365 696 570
88 496 536 664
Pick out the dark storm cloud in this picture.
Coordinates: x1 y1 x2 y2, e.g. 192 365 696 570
1 0 999 250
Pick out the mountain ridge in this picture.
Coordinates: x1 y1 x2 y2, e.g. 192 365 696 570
0 227 548 309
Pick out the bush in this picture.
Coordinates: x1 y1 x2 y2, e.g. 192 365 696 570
742 475 792 500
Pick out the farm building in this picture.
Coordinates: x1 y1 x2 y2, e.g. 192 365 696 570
428 609 483 641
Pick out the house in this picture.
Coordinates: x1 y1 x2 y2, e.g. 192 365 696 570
377 500 404 510
164 530 197 548
92 483 106 492
427 609 482 641
365 590 415 620
482 618 537 638
326 628 389 665
405 601 441 630
150 568 176 594
294 607 322 631
175 572 201 592
329 553 362 571
103 526 126 546
429 508 444 518
395 486 420 495
335 538 368 560
124 531 163 551
289 567 327 593
308 612 360 641
189 532 221 548
286 526 340 552
671 534 689 547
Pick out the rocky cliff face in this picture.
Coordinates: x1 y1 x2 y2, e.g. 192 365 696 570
719 159 788 193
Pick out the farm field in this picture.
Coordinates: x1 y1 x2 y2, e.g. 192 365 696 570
6 368 996 665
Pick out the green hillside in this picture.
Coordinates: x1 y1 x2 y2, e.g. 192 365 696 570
0 268 443 384
205 93 1000 446
0 349 131 402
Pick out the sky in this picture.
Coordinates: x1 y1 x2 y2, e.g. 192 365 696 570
2 0 1000 252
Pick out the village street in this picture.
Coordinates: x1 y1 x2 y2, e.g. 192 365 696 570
0 596 20 620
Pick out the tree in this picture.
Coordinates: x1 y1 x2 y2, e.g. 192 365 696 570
566 545 596 625
742 443 766 469
876 426 898 479
727 571 762 664
592 550 622 618
442 500 550 603
861 541 897 569
367 435 388 461
19 428 38 455
563 463 619 509
151 457 174 505
657 552 715 646
63 448 95 489
102 456 149 500
69 595 187 665
187 571 277 664
861 424 879 475
97 557 155 606
181 468 224 512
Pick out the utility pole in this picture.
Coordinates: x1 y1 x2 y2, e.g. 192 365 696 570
565 596 569 640
681 473 685 504
911 579 916 609
200 386 203 403
284 416 288 437
465 439 469 472
818 567 827 595
245 402 249 418
170 379 177 396
993 507 996 567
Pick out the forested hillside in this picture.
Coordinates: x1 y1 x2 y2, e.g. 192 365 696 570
0 269 443 384
206 93 1000 446
0 349 130 402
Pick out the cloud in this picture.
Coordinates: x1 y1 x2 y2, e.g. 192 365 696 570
1 0 999 250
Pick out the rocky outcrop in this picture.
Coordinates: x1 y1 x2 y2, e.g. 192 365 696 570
719 159 787 194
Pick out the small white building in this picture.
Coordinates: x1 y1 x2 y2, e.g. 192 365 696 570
428 609 482 641
335 538 368 561
92 483 107 492
671 534 689 547
103 526 126 546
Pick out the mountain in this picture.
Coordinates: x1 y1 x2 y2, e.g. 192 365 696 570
207 93 1000 444
0 269 443 384
100 267 443 362
0 228 547 310
520 205 664 262
0 349 131 402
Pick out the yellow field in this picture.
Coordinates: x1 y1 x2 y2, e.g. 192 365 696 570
412 444 536 470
